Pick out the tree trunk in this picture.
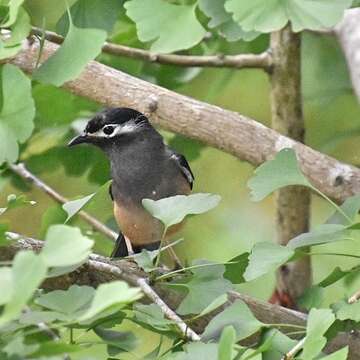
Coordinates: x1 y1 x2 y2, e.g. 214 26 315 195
270 25 312 308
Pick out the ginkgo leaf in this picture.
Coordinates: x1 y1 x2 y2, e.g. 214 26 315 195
33 14 106 86
302 309 335 359
142 193 221 228
244 242 294 281
41 225 94 267
202 300 264 341
198 0 259 42
1 0 25 27
125 0 206 53
0 251 47 326
225 0 352 33
247 148 311 202
0 64 35 164
79 281 142 321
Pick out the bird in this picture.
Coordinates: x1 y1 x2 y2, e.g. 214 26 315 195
68 107 194 259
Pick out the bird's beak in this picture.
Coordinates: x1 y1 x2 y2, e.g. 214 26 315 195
68 134 89 147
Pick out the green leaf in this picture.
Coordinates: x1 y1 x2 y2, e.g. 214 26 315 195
29 342 83 358
94 327 138 354
0 7 31 60
317 266 352 288
202 300 264 341
194 294 228 320
0 267 12 305
261 329 297 359
125 0 206 53
218 325 236 360
133 303 173 332
35 285 95 318
287 224 351 249
171 342 218 360
198 0 259 42
248 149 311 202
1 0 24 27
223 252 249 284
225 0 352 33
62 180 111 222
33 15 106 86
244 242 294 281
297 286 324 310
3 336 39 358
19 310 66 325
131 249 157 273
39 205 67 239
320 347 348 360
172 260 232 315
0 251 47 326
79 281 142 321
142 193 221 228
327 194 360 225
41 225 94 267
62 193 95 222
335 300 360 322
302 308 335 359
0 64 35 164
57 0 123 35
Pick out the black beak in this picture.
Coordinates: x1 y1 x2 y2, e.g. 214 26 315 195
68 134 89 147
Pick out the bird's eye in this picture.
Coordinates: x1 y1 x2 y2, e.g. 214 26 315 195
103 125 115 135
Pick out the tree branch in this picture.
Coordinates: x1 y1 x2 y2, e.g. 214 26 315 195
4 232 200 342
336 8 360 102
31 27 272 70
9 163 117 242
270 26 311 306
2 233 360 358
6 39 360 205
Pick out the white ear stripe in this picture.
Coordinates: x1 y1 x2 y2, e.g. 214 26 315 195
87 121 139 138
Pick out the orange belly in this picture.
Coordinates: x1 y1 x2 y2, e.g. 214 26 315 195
113 176 191 247
114 201 185 246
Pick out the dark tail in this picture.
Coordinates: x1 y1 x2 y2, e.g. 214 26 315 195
110 232 129 258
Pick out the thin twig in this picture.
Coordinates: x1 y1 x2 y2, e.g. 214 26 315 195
30 27 272 71
8 233 200 342
282 337 305 360
8 163 134 254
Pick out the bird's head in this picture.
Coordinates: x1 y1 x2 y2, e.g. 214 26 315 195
68 107 153 149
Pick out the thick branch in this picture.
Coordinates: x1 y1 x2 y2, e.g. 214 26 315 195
31 27 272 70
1 234 359 358
7 39 360 204
336 8 360 102
270 26 311 304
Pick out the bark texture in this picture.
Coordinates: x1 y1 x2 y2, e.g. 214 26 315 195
270 27 311 305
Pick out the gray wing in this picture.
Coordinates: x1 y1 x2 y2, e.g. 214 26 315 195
169 151 194 190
